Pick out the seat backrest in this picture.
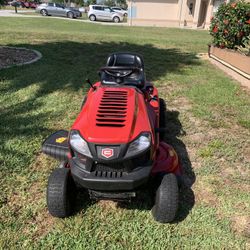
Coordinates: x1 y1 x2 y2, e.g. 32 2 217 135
106 53 144 69
101 53 146 88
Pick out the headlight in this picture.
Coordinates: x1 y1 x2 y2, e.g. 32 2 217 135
125 133 151 158
69 130 92 158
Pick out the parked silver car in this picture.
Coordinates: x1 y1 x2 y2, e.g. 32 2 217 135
88 5 124 23
111 7 128 17
36 3 82 18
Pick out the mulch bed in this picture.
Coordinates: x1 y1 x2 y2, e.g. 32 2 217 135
0 46 39 69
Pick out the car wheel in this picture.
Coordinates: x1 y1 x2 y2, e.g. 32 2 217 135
67 11 74 19
40 9 48 16
89 14 96 21
47 167 76 218
124 13 127 17
152 173 179 223
113 16 120 23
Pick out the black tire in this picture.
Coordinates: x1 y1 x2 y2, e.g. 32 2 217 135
67 11 74 19
40 9 48 16
113 16 120 23
152 173 179 223
124 13 127 17
47 168 76 218
89 14 96 21
159 98 166 140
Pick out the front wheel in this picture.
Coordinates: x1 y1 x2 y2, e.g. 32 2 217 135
67 11 74 19
40 9 48 16
89 14 96 21
47 168 76 218
152 173 179 223
113 16 120 23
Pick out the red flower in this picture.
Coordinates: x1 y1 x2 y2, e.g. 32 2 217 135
213 26 218 33
224 29 229 34
237 31 244 37
246 19 250 24
231 2 237 8
223 19 229 25
220 43 225 48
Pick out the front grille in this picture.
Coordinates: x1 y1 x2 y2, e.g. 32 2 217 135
93 162 129 179
96 90 128 127
94 170 124 178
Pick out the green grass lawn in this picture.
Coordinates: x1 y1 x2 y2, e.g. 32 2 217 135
0 17 249 249
0 5 22 10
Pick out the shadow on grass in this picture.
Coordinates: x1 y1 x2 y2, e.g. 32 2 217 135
116 109 195 223
164 110 195 222
0 41 199 166
0 41 197 219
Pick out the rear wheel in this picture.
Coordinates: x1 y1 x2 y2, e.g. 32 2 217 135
67 11 74 19
152 173 179 223
40 9 48 16
113 16 120 23
47 167 76 218
89 14 96 21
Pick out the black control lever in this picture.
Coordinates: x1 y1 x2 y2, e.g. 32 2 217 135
86 78 96 90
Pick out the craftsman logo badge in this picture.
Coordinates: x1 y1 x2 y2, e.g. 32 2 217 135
101 148 114 158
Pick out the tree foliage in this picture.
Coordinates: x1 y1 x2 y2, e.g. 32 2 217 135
104 0 115 7
85 0 97 6
116 0 127 8
0 0 6 7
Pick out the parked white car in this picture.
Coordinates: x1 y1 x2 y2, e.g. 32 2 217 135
79 7 86 13
111 7 128 17
88 5 124 23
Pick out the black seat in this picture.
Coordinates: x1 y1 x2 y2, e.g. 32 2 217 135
101 53 146 88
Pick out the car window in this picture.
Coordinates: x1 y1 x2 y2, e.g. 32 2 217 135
104 7 111 12
94 6 103 11
55 3 63 8
48 3 54 7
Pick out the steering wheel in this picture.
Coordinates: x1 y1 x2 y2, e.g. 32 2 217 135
100 66 140 79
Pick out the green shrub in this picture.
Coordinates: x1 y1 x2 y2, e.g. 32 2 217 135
236 34 250 55
210 0 250 53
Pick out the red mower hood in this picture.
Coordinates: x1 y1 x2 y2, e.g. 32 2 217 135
72 86 152 144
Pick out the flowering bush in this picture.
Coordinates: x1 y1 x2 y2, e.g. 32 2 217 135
237 35 250 55
210 0 250 53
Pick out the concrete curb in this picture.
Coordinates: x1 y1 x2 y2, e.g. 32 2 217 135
0 46 42 70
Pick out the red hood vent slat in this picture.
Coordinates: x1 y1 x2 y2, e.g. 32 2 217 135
96 90 128 127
